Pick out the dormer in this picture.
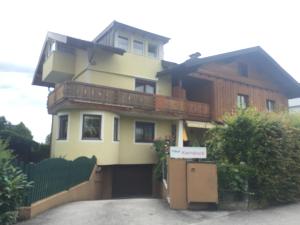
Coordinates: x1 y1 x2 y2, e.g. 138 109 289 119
93 21 170 60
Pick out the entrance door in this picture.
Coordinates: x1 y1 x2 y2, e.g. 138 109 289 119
112 165 153 198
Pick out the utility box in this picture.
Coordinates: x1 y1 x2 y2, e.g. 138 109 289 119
187 163 218 203
166 158 218 209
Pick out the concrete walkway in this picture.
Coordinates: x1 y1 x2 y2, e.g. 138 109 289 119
17 198 300 225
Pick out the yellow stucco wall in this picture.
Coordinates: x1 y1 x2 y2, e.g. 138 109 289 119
119 117 172 164
73 49 172 96
51 110 172 165
43 51 75 82
52 110 119 165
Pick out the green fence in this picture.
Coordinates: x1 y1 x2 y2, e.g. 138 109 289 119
14 156 97 206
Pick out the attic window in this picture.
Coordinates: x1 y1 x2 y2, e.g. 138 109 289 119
238 63 248 77
45 41 57 59
148 43 158 58
117 35 129 51
133 40 144 55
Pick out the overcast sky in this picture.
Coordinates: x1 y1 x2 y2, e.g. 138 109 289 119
0 0 300 142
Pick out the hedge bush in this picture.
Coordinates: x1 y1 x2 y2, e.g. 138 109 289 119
206 109 300 206
0 141 32 225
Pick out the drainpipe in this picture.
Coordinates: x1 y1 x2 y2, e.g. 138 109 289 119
177 120 184 147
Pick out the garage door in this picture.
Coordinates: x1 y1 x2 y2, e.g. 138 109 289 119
112 165 153 198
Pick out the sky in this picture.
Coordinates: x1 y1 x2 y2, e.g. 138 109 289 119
1 0 300 142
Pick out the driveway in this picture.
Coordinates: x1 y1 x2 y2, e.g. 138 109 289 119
18 198 300 225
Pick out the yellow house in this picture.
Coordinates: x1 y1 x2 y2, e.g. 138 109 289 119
32 21 300 198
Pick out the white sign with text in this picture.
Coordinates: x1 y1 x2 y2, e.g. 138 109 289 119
170 147 207 159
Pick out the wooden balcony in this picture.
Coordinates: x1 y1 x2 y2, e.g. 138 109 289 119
48 81 210 120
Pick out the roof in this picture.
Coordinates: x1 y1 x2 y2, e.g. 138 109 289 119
93 21 170 44
157 46 300 98
32 32 125 87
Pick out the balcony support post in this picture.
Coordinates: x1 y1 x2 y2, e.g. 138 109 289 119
177 120 184 147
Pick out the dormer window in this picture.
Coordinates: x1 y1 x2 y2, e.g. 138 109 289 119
117 35 129 51
148 43 158 58
133 40 144 55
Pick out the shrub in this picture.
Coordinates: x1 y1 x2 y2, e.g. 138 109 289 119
0 141 32 225
153 138 172 180
206 109 300 206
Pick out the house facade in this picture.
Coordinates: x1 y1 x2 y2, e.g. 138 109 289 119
32 21 300 198
289 98 300 112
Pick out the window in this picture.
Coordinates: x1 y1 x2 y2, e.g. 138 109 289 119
113 117 120 141
82 114 102 140
135 79 156 94
117 35 129 51
237 94 249 109
45 41 57 59
58 115 68 140
135 121 155 143
238 63 248 77
133 40 144 55
148 43 158 58
266 100 275 112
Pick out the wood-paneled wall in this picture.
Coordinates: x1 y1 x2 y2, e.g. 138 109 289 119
188 60 288 121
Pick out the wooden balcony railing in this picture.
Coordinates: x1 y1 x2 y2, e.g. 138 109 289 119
48 81 210 119
154 95 210 118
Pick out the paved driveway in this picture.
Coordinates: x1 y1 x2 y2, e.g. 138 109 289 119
18 198 300 225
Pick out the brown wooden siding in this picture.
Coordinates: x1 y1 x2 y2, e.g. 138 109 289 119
189 71 288 121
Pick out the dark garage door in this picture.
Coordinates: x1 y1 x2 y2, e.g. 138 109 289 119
112 165 153 198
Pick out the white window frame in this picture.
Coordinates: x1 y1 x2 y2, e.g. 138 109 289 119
132 39 144 55
116 35 129 51
57 112 70 142
133 120 156 145
79 111 104 142
112 116 120 143
237 94 249 109
266 99 275 112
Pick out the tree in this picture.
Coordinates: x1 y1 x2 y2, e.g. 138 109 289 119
45 133 51 145
10 122 33 140
0 116 49 163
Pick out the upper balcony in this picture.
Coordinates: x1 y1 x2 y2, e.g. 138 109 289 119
42 50 75 84
47 81 210 120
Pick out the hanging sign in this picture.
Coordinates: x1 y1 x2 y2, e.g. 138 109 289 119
170 147 207 159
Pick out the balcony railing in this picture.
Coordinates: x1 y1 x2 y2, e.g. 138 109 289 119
48 81 210 119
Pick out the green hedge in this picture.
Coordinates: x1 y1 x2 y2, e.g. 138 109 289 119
206 109 300 206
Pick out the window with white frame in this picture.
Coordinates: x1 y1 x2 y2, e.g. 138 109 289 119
135 121 155 143
266 99 275 112
82 114 102 140
113 117 120 142
148 43 158 58
117 35 129 51
58 114 68 140
237 94 249 109
133 40 144 55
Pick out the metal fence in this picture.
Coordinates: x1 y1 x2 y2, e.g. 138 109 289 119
13 156 97 206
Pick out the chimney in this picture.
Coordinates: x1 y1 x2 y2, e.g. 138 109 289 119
189 52 201 59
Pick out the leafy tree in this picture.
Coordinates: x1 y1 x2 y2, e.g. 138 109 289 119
0 116 50 163
0 116 10 130
10 122 33 140
0 140 32 225
45 133 51 145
